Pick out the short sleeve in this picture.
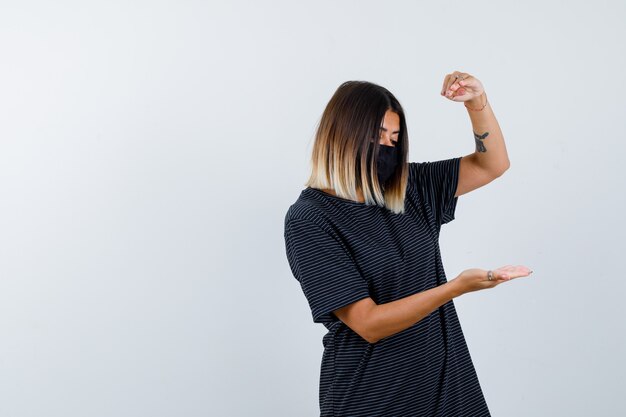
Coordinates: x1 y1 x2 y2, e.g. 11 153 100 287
408 156 462 226
284 217 371 325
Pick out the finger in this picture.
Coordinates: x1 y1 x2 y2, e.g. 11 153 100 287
449 82 462 92
446 72 467 98
449 89 471 101
507 267 534 279
457 76 478 90
441 74 453 95
485 270 505 283
446 84 459 98
449 85 471 100
449 72 462 88
448 83 463 99
450 88 467 99
492 270 508 278
493 265 533 280
495 270 511 281
496 265 515 271
512 265 533 275
449 75 470 92
443 73 459 96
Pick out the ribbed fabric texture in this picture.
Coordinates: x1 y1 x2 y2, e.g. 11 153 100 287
284 157 490 417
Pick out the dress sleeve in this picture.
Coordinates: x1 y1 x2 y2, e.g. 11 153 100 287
408 156 462 226
284 218 371 325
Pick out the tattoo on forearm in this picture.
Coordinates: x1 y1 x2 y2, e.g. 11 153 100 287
473 131 489 152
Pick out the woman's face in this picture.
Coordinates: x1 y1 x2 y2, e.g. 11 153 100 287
379 110 400 147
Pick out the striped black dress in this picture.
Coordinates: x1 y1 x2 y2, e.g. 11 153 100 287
283 157 490 417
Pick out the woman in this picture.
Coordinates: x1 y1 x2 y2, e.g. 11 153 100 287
283 72 533 417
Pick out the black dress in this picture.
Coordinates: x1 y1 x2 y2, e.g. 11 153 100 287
283 157 490 417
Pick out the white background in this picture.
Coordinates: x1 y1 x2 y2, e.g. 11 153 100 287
1 1 624 416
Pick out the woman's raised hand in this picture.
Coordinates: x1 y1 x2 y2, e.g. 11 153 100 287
440 70 485 103
450 265 533 296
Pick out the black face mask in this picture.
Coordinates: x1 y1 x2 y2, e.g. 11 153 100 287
376 144 398 186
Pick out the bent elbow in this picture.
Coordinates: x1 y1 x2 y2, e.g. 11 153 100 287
334 298 380 344
503 159 511 174
363 320 382 344
354 322 378 344
492 160 510 178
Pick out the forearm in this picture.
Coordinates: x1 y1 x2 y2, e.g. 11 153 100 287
466 93 510 175
368 280 463 343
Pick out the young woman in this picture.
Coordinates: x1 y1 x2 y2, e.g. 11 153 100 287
284 72 533 417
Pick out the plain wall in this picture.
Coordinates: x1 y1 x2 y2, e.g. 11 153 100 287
0 1 624 416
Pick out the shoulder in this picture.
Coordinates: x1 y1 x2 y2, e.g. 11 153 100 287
284 188 332 233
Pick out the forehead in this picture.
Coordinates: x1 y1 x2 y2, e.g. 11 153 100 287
381 110 400 129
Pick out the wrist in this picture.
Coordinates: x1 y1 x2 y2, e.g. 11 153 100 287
464 92 488 112
446 278 464 299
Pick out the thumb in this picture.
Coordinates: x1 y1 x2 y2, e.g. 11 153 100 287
458 78 478 89
496 270 511 280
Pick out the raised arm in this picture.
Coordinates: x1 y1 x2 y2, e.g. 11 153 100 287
442 72 511 197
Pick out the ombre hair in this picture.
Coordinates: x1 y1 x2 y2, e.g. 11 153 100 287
305 81 409 214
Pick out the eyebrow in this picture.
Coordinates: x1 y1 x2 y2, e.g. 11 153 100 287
379 127 400 134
